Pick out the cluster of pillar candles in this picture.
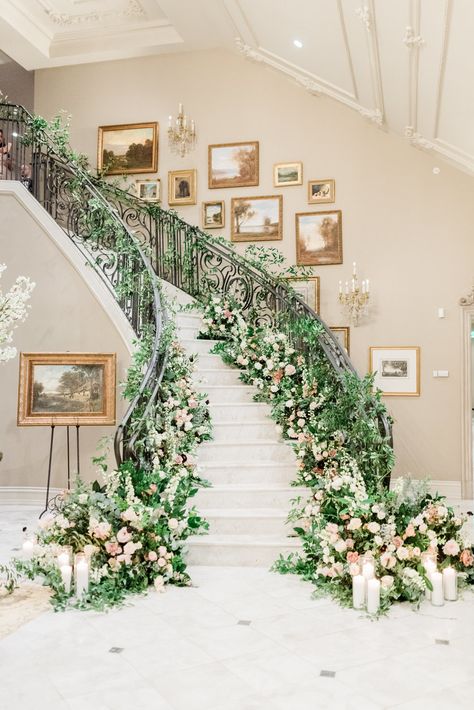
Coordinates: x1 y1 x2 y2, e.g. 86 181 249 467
352 553 458 613
22 540 89 597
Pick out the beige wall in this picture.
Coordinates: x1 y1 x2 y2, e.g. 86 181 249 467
34 48 474 486
0 190 130 490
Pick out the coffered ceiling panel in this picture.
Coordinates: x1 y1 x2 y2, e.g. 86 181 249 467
1 0 474 176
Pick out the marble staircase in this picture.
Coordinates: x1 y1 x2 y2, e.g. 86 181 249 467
176 311 305 567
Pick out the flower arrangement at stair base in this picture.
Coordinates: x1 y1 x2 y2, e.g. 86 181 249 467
197 294 474 614
14 327 212 610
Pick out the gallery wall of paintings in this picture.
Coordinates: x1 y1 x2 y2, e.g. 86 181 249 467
35 46 474 484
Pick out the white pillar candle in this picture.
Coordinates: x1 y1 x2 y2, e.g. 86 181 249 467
178 102 183 114
22 540 34 559
352 574 365 610
366 278 370 293
352 261 356 276
60 564 72 594
345 281 349 294
75 557 89 597
424 559 437 600
367 578 380 614
362 561 375 582
442 567 457 601
339 280 342 294
168 115 172 127
430 571 444 606
57 552 69 568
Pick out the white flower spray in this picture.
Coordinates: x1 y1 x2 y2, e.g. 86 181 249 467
0 264 35 363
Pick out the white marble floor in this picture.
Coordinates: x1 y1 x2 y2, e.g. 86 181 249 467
2 505 474 709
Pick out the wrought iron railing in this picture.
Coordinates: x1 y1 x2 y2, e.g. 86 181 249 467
98 183 393 452
0 102 167 467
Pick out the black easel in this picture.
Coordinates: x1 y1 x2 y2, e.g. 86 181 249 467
40 424 81 518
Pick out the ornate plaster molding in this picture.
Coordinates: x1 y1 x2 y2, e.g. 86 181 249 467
359 107 383 126
235 37 264 63
355 6 371 32
293 76 322 97
42 0 144 26
404 26 425 49
460 285 474 307
404 127 436 151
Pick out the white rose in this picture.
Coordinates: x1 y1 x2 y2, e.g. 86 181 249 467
168 518 179 530
334 539 347 553
347 518 362 531
367 522 380 534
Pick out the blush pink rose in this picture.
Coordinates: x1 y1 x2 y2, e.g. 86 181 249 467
116 527 132 544
443 539 460 556
347 551 359 563
148 551 158 562
460 549 474 566
105 541 121 556
393 536 403 548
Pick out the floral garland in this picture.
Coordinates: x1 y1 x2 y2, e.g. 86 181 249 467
197 294 474 613
14 320 212 610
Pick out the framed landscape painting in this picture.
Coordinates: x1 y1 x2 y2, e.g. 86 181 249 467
135 179 160 202
308 179 335 204
295 210 342 265
168 169 197 206
202 200 225 229
330 326 350 355
274 162 303 187
369 346 420 396
208 141 259 189
18 353 116 426
287 276 320 313
231 195 282 242
97 122 158 175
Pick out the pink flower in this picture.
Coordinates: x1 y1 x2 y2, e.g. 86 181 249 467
347 518 362 531
174 454 184 465
158 557 167 567
149 483 158 493
396 546 409 560
404 524 416 539
393 536 403 548
381 575 394 589
123 540 141 556
443 539 460 556
347 551 359 563
188 399 198 409
121 507 138 523
91 521 112 540
148 551 158 562
380 552 397 569
116 553 132 565
117 527 132 543
284 364 296 376
460 549 474 566
105 541 121 556
326 523 339 535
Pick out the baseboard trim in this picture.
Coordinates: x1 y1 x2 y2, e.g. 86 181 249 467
391 478 463 500
0 486 61 505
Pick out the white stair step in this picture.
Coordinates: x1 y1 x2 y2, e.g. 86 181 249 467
195 353 235 369
198 441 296 464
195 484 307 508
196 384 257 404
202 508 292 536
181 339 221 355
212 422 279 442
201 462 296 485
176 312 203 327
209 402 272 424
192 368 243 386
178 325 201 339
186 534 301 567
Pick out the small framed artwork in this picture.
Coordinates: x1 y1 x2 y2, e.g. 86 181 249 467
369 346 420 396
274 162 303 187
135 179 160 202
231 195 283 242
295 210 342 265
168 169 197 206
308 179 335 204
287 276 320 313
202 201 225 229
97 122 158 175
330 326 350 355
18 353 116 426
208 141 259 189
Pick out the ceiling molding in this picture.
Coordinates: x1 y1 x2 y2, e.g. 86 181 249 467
433 0 453 140
39 0 145 26
404 0 424 139
355 1 386 128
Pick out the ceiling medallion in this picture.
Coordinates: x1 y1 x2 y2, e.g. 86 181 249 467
42 0 144 26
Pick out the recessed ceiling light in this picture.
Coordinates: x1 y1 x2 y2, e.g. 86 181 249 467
293 39 303 48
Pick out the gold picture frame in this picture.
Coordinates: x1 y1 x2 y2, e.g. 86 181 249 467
274 162 303 187
287 276 320 314
208 141 259 189
135 179 160 202
330 326 350 355
369 346 421 396
18 353 116 426
231 195 283 242
308 179 335 204
202 201 225 229
295 210 342 266
168 169 197 206
97 122 158 176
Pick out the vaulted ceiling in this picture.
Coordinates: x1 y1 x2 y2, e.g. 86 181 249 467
1 0 473 175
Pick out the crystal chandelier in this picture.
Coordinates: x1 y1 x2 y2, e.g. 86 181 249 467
167 103 196 157
338 262 370 326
